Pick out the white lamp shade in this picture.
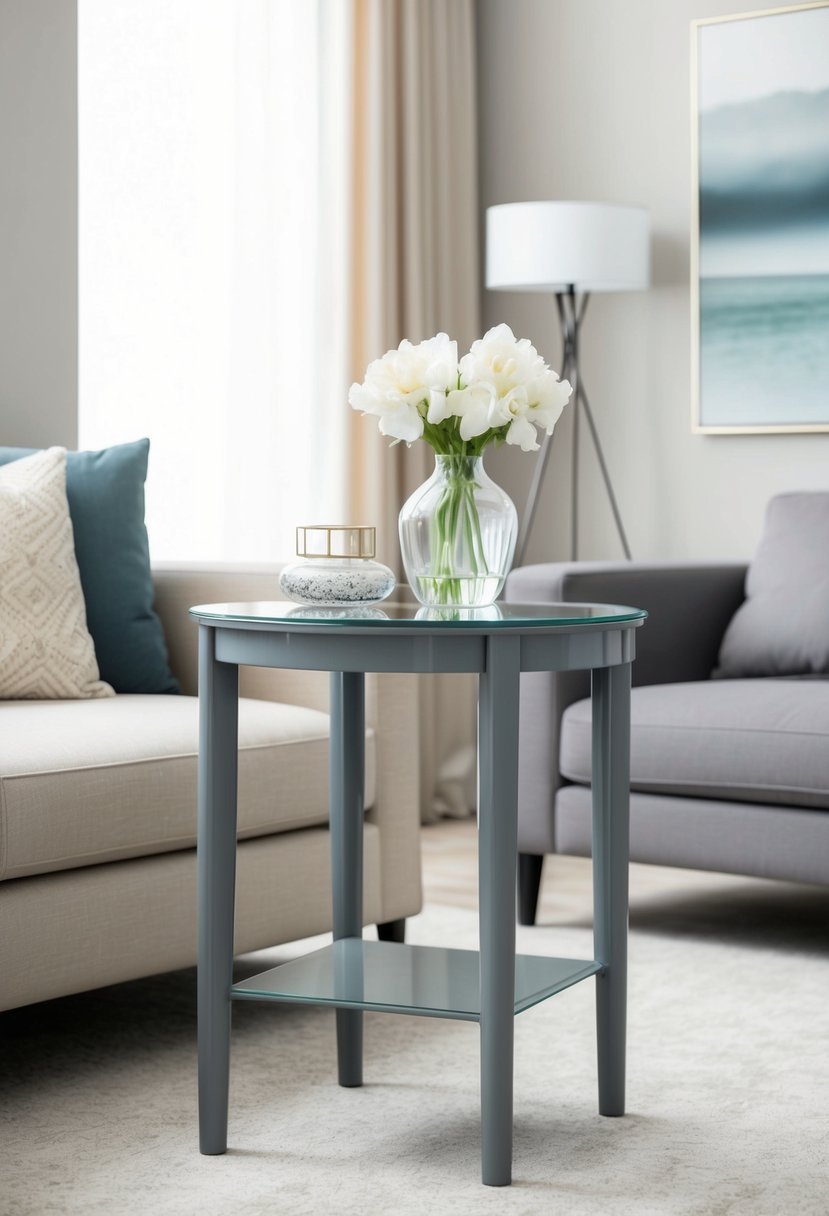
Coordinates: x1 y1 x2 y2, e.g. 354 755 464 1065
486 201 650 293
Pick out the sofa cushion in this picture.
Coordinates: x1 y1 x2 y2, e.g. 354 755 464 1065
0 440 179 694
0 695 376 881
560 678 829 809
716 492 829 678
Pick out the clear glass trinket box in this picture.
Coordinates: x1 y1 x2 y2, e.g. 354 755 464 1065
278 525 395 607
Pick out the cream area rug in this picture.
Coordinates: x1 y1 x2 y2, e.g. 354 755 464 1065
2 895 827 1216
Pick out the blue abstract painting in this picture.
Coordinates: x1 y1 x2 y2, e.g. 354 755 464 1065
693 3 829 431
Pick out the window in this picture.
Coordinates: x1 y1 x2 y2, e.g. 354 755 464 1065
79 0 349 561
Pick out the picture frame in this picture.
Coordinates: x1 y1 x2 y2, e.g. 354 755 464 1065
691 2 829 434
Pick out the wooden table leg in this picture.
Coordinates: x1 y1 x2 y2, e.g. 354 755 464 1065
478 634 521 1186
329 670 365 1087
198 625 239 1154
591 661 631 1117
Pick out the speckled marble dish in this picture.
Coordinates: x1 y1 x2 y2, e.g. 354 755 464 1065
278 558 395 607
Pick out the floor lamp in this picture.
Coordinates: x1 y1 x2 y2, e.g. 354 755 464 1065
486 201 650 565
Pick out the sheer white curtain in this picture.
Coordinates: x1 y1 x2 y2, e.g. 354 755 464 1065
80 0 481 822
79 0 350 561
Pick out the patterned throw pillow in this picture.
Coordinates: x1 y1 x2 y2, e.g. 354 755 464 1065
0 448 114 699
0 439 178 694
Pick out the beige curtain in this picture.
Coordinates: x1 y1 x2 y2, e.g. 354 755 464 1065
345 0 480 821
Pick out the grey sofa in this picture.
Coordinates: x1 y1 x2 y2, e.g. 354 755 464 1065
0 565 422 1011
506 560 829 924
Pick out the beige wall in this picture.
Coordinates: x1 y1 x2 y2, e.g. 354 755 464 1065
0 0 78 449
478 0 829 565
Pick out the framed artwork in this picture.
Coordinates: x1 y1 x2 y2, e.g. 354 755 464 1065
691 2 829 433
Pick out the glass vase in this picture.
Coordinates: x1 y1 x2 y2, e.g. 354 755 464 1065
398 455 517 608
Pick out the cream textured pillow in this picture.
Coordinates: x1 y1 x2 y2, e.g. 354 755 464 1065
0 448 114 699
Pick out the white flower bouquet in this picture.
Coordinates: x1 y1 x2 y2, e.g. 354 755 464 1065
349 325 573 606
349 324 571 454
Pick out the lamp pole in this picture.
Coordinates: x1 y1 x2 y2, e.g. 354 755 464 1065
513 287 632 567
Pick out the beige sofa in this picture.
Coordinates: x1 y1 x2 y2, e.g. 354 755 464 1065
0 566 422 1012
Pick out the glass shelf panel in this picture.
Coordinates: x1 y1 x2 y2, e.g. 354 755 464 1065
191 599 646 629
231 940 601 1021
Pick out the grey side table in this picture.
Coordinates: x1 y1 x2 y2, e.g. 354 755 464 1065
190 599 646 1187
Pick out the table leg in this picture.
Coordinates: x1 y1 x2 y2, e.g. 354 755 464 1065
329 671 365 1088
478 634 521 1187
591 662 631 1117
197 625 239 1154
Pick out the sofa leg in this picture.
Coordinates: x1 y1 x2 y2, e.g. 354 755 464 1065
377 918 406 944
518 854 543 926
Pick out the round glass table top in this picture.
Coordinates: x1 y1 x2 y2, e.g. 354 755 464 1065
190 600 647 630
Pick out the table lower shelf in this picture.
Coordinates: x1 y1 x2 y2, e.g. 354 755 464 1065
231 939 602 1022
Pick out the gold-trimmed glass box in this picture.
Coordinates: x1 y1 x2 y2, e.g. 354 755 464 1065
278 525 395 606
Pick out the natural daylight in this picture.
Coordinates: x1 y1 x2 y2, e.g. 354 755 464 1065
697 4 829 429
2 2 829 1213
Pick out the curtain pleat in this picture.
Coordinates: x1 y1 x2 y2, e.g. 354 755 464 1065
346 0 481 821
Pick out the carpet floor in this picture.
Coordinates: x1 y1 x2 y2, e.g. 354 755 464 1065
2 897 827 1216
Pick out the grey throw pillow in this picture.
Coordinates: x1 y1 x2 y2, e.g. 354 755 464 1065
716 492 829 678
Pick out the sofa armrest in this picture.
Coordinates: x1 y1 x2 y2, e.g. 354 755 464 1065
152 563 286 697
152 563 422 922
504 560 747 853
508 561 748 686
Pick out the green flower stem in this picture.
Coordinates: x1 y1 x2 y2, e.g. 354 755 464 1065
465 481 487 569
425 456 488 606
